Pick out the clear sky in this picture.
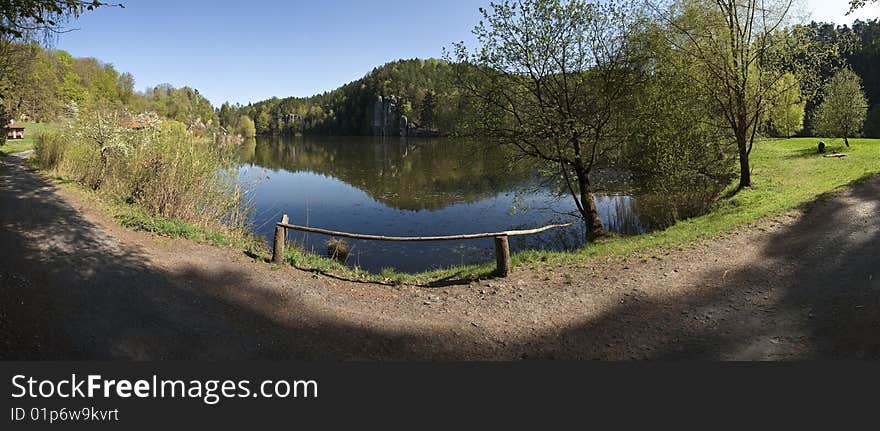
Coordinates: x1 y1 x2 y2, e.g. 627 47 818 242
53 0 879 107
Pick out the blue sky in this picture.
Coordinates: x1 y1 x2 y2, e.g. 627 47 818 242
54 0 878 107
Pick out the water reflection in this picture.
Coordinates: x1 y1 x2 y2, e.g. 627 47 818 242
238 136 649 272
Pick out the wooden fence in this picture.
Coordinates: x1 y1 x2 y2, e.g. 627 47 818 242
271 214 573 277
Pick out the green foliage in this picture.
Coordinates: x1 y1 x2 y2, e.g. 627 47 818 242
271 138 880 283
512 138 880 278
32 130 64 168
236 58 463 136
419 90 436 129
789 20 879 134
1 43 217 127
0 121 55 157
849 0 877 14
0 103 7 146
34 111 249 234
0 0 118 40
659 0 800 189
113 206 251 249
325 238 350 263
864 104 880 138
234 115 256 138
143 83 217 127
450 0 647 239
812 68 868 145
767 73 806 137
626 25 737 227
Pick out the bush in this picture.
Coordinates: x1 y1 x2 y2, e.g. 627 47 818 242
235 115 256 138
33 132 65 170
326 238 350 263
35 110 249 236
634 189 721 229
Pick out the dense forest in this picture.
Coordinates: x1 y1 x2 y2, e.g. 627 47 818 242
0 42 217 128
221 58 468 137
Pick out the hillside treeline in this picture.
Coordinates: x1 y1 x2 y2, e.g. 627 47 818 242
1 42 217 127
221 58 468 136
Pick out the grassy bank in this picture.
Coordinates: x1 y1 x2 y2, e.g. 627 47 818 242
29 112 255 263
0 122 56 157
281 137 880 285
48 174 265 254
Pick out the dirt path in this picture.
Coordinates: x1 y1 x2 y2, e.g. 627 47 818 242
2 152 878 360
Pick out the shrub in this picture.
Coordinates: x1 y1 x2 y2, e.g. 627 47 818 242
36 110 249 237
634 188 722 229
326 238 350 263
33 131 65 170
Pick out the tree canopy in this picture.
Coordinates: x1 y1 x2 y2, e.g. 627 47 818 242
231 58 464 136
448 0 647 240
1 42 217 126
812 68 868 146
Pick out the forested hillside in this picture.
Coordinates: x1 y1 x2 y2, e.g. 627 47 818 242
222 58 467 136
1 42 217 127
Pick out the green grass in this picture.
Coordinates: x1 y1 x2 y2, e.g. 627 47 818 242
0 122 57 157
112 205 267 258
278 137 880 285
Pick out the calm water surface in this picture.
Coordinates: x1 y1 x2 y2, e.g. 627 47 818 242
238 136 647 272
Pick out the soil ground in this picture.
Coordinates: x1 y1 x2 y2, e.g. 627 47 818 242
2 152 878 360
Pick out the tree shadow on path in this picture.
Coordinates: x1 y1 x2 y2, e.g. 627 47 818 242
517 177 880 360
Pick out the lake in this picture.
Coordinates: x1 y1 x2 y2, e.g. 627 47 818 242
237 136 648 273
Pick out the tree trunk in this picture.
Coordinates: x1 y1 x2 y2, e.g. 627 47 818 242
737 135 751 190
574 165 605 241
844 136 850 147
581 188 605 241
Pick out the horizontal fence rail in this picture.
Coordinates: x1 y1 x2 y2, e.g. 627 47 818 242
271 214 573 277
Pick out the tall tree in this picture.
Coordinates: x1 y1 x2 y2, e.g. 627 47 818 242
767 72 805 137
626 23 737 226
450 0 646 240
419 90 435 129
653 0 798 190
812 68 868 146
0 1 120 121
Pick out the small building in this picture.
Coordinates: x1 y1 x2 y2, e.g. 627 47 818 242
5 120 24 140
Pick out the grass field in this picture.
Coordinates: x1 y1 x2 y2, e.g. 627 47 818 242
0 122 56 157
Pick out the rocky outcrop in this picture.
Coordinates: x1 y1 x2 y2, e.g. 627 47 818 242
371 95 424 137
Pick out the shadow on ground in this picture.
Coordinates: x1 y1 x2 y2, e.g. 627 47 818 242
518 177 879 360
1 154 878 360
0 157 452 360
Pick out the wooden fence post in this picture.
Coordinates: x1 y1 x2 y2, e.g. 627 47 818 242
494 235 510 277
273 214 289 264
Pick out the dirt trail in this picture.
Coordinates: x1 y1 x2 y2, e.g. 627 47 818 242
1 153 878 360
